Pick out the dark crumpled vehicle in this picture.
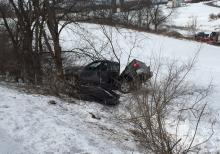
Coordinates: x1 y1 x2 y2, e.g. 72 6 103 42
74 85 120 105
65 59 152 94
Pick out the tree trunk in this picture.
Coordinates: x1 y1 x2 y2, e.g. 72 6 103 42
45 0 64 79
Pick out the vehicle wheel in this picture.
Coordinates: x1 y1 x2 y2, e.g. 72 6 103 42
120 80 131 93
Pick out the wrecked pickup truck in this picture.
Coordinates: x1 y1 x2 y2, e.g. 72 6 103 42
65 59 152 94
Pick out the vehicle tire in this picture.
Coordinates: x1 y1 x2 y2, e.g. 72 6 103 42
120 80 131 93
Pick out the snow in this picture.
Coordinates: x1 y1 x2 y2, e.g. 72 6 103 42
214 0 220 6
0 128 24 154
0 84 140 153
167 1 220 33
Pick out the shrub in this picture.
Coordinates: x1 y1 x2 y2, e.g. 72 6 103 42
128 54 214 153
167 31 183 38
209 13 217 20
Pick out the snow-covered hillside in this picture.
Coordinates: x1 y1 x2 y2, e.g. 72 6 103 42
0 83 139 154
167 1 220 33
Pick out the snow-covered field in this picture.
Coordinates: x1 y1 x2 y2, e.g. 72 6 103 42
214 0 220 6
167 1 220 34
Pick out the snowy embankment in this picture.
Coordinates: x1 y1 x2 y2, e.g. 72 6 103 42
0 84 139 154
1 22 220 152
61 23 220 151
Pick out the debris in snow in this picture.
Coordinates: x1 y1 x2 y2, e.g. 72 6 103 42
89 112 101 120
48 100 57 105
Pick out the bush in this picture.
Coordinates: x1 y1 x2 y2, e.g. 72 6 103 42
167 31 183 38
0 31 14 73
0 27 25 82
209 13 218 20
209 13 220 20
128 55 214 153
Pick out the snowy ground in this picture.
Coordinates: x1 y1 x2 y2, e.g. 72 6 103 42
166 1 220 35
0 83 140 154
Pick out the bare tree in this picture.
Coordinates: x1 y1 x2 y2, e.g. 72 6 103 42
42 0 93 79
127 53 214 153
43 0 65 79
108 0 174 32
150 4 173 31
187 16 198 36
0 0 43 83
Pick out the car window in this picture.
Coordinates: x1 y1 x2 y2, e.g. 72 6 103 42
109 63 120 72
87 62 102 70
100 62 108 71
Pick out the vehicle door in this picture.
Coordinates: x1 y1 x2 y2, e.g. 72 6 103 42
98 61 109 86
79 61 102 85
100 62 120 88
108 62 120 87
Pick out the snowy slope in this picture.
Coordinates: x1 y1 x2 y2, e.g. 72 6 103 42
0 84 140 154
1 22 220 153
167 1 220 33
171 2 220 30
1 23 220 152
60 23 220 152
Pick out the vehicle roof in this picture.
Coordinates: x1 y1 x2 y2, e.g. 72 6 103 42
92 60 119 64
